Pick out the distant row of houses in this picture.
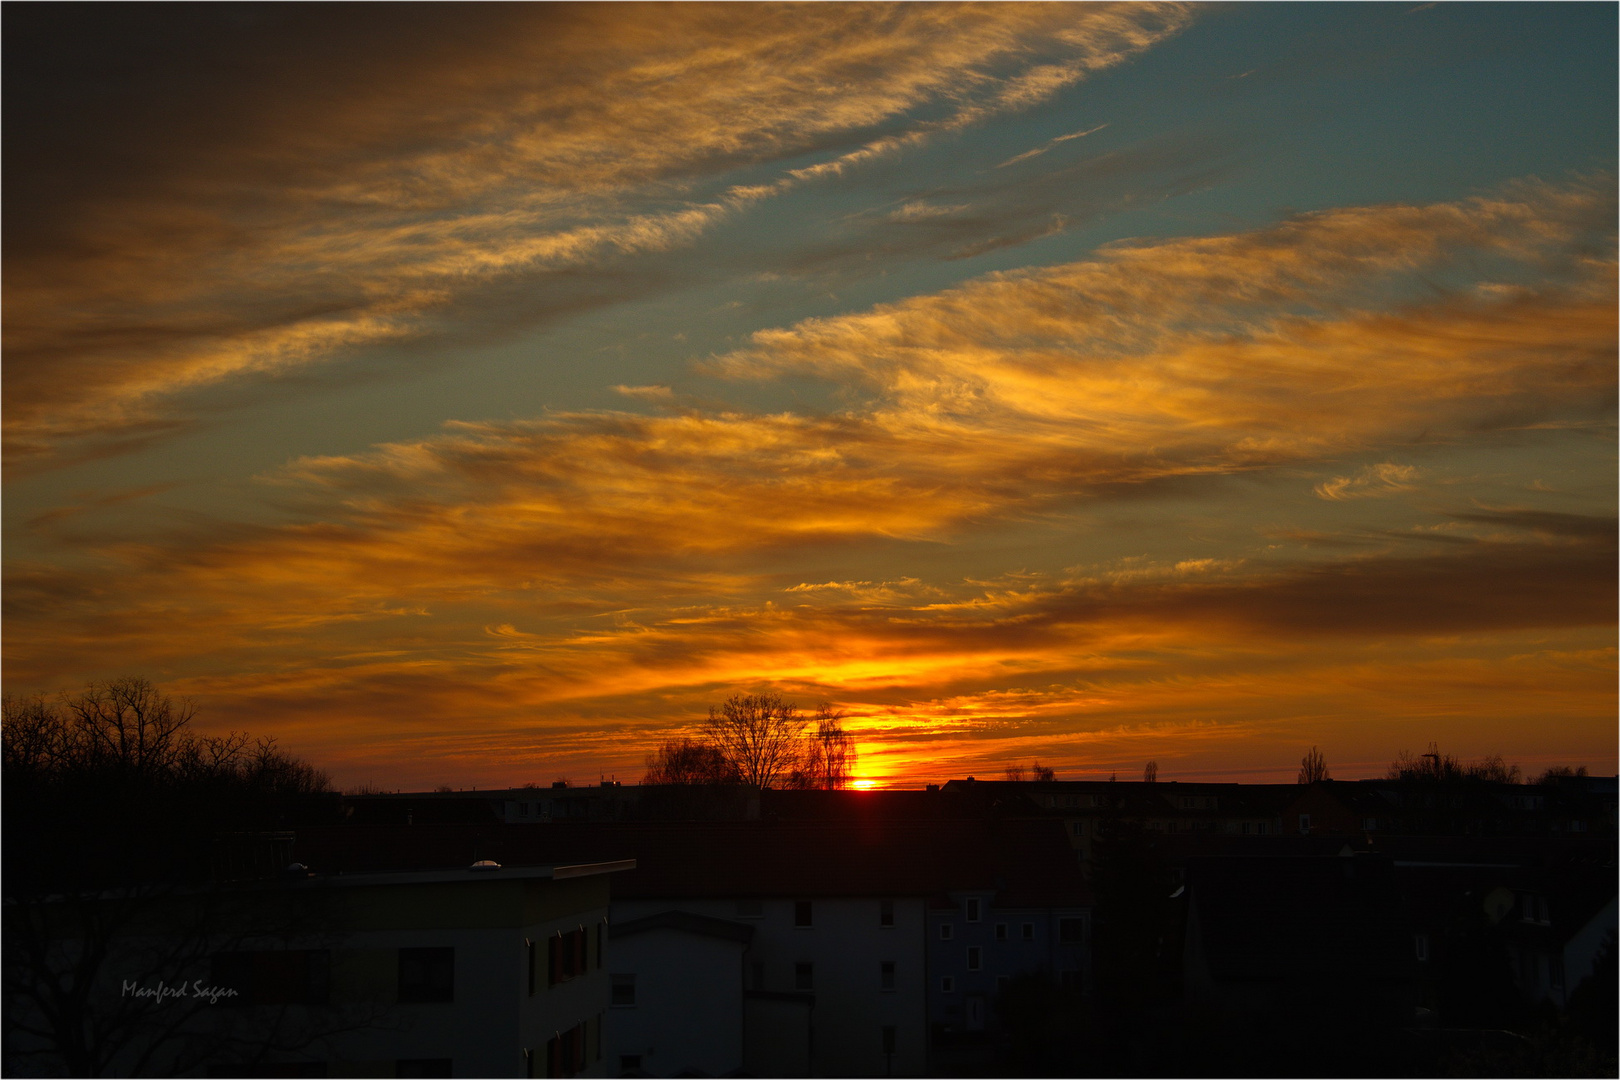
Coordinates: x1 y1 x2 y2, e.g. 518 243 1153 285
353 774 1619 852
7 776 1614 1077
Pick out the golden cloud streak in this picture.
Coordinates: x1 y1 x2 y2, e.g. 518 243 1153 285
4 3 1192 462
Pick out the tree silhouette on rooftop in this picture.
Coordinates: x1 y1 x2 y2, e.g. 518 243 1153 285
702 692 806 790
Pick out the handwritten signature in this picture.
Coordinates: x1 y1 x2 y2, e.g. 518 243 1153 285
121 980 240 1005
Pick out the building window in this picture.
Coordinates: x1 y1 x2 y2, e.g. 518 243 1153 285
880 961 896 991
546 1019 595 1080
795 962 814 990
940 923 954 940
398 947 454 1003
1072 821 1084 836
1022 922 1034 941
795 900 813 927
1256 821 1268 835
1297 814 1311 835
965 898 981 922
518 802 529 816
1241 821 1251 836
1413 934 1429 963
995 923 1007 942
612 974 636 1007
1059 917 1085 945
881 1026 896 1056
966 946 982 971
941 976 955 993
1363 817 1378 831
548 927 589 985
736 898 763 918
880 898 895 927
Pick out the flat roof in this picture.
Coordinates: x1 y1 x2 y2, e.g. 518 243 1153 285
305 859 635 888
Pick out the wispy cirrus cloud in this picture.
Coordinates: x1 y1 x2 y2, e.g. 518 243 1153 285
12 515 1607 787
715 178 1614 454
995 122 1110 169
3 2 1193 466
1314 463 1421 500
7 178 1613 785
12 180 1612 646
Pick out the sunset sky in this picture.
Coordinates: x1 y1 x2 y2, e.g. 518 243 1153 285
4 3 1615 790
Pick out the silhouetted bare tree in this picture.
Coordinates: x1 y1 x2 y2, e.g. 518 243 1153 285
1537 764 1590 784
1387 743 1520 783
702 692 806 790
1388 743 1460 781
3 679 346 1075
642 737 742 785
1003 760 1055 782
788 706 858 790
1297 746 1330 784
1142 760 1158 783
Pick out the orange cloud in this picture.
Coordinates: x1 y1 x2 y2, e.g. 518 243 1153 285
7 179 1613 788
